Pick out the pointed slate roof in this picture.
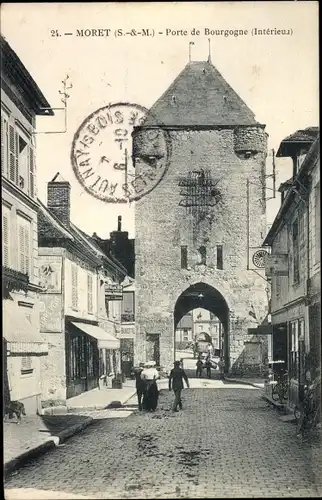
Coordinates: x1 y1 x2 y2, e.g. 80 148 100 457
142 61 259 127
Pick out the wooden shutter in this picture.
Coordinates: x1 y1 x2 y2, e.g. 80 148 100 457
24 224 30 274
9 124 17 182
18 219 30 275
1 116 8 176
72 265 78 309
1 116 4 173
19 223 25 272
2 211 10 267
316 183 320 263
29 146 35 198
87 275 93 313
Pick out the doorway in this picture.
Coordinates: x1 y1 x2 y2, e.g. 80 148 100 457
173 282 229 378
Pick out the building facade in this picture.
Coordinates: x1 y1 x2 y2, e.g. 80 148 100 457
38 174 126 404
119 277 136 376
175 312 193 349
264 129 320 409
192 308 222 351
134 59 269 374
2 35 52 414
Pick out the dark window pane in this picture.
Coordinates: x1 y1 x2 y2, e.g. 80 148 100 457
199 246 206 265
217 245 223 270
181 246 188 269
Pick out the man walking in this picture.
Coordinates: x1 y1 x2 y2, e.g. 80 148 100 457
169 360 190 412
196 353 203 378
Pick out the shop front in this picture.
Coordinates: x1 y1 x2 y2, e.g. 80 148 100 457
3 296 48 414
65 319 120 398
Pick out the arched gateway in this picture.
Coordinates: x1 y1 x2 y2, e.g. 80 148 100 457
174 283 230 369
134 58 269 374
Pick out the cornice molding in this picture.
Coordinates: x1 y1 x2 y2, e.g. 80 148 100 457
2 176 39 211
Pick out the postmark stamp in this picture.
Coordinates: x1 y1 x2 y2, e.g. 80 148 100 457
71 102 171 203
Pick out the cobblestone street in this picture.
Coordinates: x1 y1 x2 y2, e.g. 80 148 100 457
5 387 322 499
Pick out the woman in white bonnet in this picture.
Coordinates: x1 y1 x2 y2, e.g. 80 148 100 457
141 361 160 411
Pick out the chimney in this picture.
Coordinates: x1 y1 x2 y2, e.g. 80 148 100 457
117 215 122 232
47 172 71 226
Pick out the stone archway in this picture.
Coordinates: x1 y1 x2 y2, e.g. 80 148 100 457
173 282 230 371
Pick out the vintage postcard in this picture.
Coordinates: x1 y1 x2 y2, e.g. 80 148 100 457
2 1 320 499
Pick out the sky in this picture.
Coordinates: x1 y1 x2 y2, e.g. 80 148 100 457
1 1 319 238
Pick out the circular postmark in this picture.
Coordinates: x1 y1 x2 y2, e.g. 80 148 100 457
71 102 171 203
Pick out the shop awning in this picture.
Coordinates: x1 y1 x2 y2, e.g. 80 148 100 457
3 299 48 355
71 322 120 349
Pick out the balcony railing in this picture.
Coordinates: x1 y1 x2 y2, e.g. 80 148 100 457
105 283 123 301
2 266 29 293
121 313 135 323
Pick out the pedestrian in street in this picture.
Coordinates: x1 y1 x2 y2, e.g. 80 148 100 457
140 361 160 411
205 355 212 379
169 360 190 412
179 358 184 369
131 362 145 411
218 357 225 379
196 353 203 378
193 340 198 359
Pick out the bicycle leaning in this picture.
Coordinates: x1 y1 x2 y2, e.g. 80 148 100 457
271 371 289 404
294 376 321 437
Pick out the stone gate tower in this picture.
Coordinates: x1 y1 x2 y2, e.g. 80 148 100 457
133 60 269 374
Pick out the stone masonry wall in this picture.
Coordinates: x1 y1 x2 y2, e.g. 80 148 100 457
134 127 268 374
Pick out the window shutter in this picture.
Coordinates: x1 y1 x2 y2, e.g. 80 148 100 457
87 275 93 313
24 225 30 275
1 116 8 176
29 147 35 198
72 265 78 309
1 117 3 173
19 223 26 273
15 131 19 182
9 124 17 183
2 212 10 267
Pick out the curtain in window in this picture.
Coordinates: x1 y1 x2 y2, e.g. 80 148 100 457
122 292 134 314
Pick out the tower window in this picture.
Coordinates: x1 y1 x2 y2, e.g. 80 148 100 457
199 246 206 265
217 245 223 270
181 246 188 269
